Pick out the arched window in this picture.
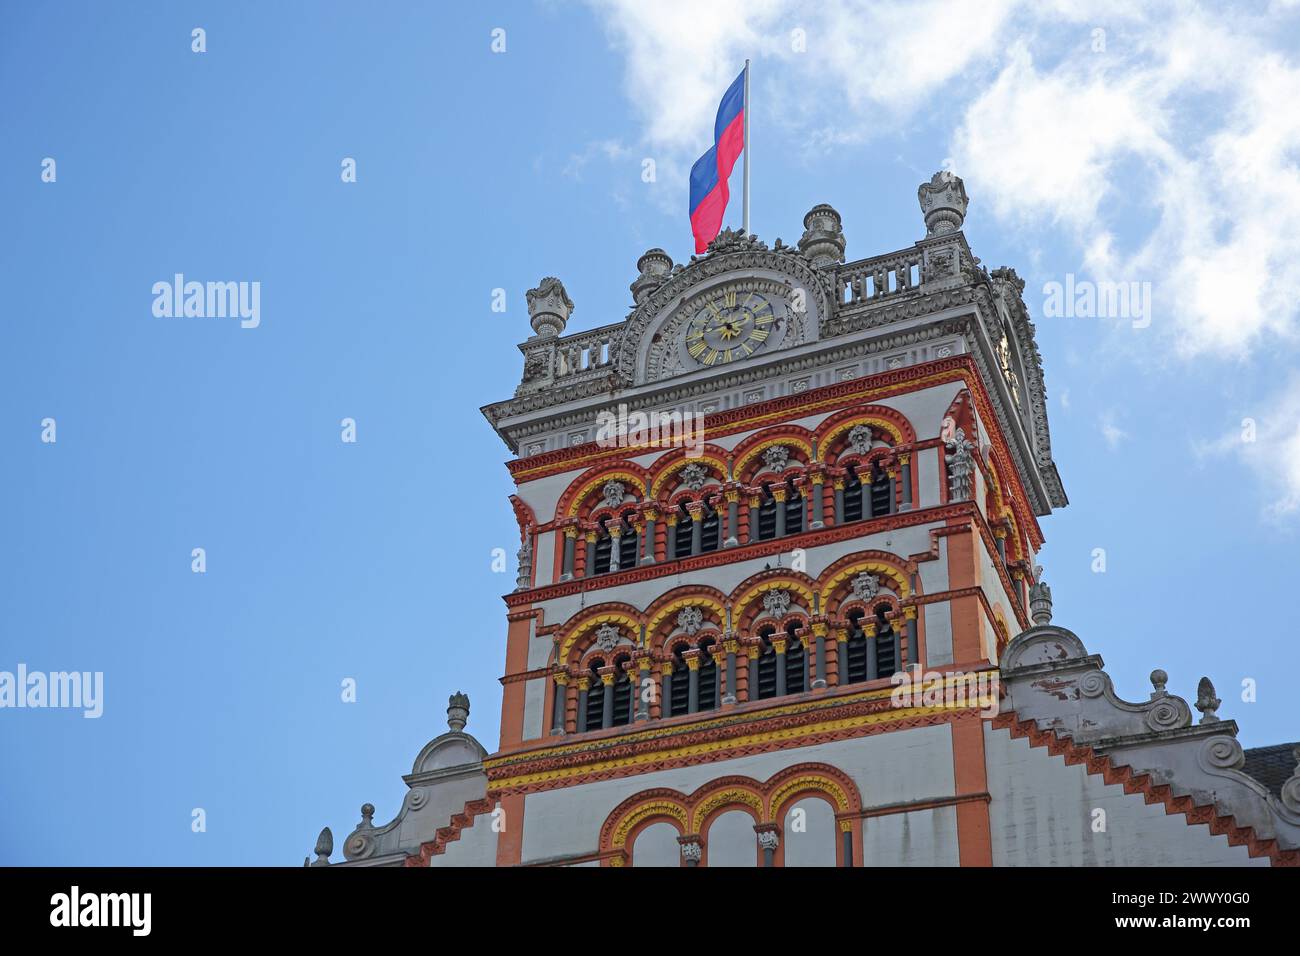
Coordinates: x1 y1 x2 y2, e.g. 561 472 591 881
668 643 690 717
784 477 804 535
785 620 807 694
756 484 778 541
842 464 864 523
611 654 633 726
699 496 721 554
592 518 613 575
585 659 606 729
673 502 693 559
617 511 638 570
873 605 900 677
697 637 718 711
754 628 779 700
843 608 869 684
869 464 892 518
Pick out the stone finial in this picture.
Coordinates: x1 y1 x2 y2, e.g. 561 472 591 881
630 248 673 305
797 203 846 268
1028 565 1053 625
515 534 533 592
1195 677 1222 723
1149 669 1168 699
943 427 976 501
310 826 333 867
1281 747 1300 814
447 692 470 732
359 803 375 828
917 170 969 237
525 277 573 338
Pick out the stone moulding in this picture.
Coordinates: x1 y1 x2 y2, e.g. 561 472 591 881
1000 624 1300 855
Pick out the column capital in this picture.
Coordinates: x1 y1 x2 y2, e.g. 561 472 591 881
682 649 702 670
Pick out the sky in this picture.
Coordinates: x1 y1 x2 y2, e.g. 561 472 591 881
2 1 1299 866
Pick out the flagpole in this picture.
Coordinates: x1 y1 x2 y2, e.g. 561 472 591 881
742 58 750 236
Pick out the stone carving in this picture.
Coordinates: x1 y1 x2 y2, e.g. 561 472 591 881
1281 748 1300 814
763 444 790 473
701 227 768 257
922 249 955 283
310 827 333 866
677 606 704 635
847 424 873 456
680 840 703 863
601 480 626 509
1149 669 1168 699
917 170 969 236
797 203 846 268
525 276 574 338
763 589 792 619
447 692 470 732
1195 677 1222 724
679 462 708 491
943 427 975 501
521 351 549 383
757 830 780 852
630 248 673 305
514 535 532 591
1028 566 1053 625
851 572 879 602
594 623 621 653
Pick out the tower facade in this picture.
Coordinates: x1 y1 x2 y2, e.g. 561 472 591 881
317 173 1300 868
475 171 1066 867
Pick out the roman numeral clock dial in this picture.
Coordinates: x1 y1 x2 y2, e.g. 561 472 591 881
684 288 779 367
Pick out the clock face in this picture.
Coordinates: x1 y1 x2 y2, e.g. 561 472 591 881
684 288 778 366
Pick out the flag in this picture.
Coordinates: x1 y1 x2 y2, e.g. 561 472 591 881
688 66 747 254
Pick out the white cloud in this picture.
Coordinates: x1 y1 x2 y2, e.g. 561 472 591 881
585 0 1300 362
1196 379 1300 517
1099 411 1128 450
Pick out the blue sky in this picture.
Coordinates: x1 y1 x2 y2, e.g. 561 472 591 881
2 1 1298 865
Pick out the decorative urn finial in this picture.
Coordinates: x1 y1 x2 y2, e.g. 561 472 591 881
1028 565 1053 625
630 248 673 305
1195 677 1222 723
917 170 969 237
526 277 573 338
1149 669 1168 699
797 203 846 268
447 691 470 732
310 826 333 867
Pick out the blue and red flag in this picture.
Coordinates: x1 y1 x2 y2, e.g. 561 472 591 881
689 66 747 253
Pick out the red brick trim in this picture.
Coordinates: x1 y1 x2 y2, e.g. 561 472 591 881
403 797 496 867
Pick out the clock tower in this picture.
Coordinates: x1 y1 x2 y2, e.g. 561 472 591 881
318 173 1300 868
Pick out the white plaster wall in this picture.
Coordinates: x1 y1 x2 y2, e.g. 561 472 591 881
861 806 960 866
534 530 556 588
924 602 953 668
783 797 837 866
706 810 758 866
431 808 500 867
631 821 680 867
522 678 545 740
983 723 1269 867
916 444 943 509
519 725 954 863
